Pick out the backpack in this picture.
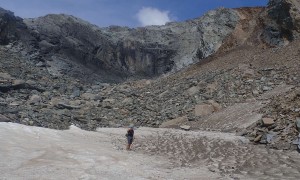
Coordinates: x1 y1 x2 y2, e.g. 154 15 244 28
126 129 134 137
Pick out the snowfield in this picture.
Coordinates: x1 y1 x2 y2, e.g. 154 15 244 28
0 123 219 180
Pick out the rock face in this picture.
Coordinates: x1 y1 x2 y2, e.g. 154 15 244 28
22 8 239 79
262 0 300 45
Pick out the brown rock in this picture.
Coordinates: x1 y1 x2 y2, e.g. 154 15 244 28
262 118 275 126
243 69 255 78
195 104 214 116
254 135 262 142
207 100 222 112
160 116 188 128
206 83 218 94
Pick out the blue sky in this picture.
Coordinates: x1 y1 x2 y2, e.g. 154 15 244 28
0 0 268 27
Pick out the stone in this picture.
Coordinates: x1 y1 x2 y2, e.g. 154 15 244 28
254 135 262 142
56 102 81 110
160 116 188 128
81 93 95 100
296 117 300 132
180 125 191 131
29 95 42 105
26 80 37 86
0 114 11 122
263 86 272 91
12 79 25 86
102 99 115 108
72 88 81 97
206 83 218 94
158 90 169 98
207 100 222 112
186 86 200 96
9 102 20 106
262 118 275 126
242 69 255 78
266 133 277 143
0 72 13 80
122 97 133 105
145 80 151 85
195 104 214 116
36 61 46 67
252 90 259 95
103 99 115 103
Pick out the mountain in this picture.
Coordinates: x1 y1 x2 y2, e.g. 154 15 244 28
0 0 299 151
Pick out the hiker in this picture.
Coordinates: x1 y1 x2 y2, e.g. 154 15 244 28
126 126 134 150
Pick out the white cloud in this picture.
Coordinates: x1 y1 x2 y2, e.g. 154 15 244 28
137 7 171 26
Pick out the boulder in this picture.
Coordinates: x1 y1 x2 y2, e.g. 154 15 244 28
262 118 275 126
102 99 115 108
0 114 11 122
242 69 255 78
186 86 200 96
206 83 218 94
12 79 25 86
296 117 300 132
160 116 188 128
263 86 272 91
0 72 13 80
28 95 42 105
254 134 262 142
81 93 95 100
195 104 215 116
180 125 191 131
207 100 222 112
122 97 133 105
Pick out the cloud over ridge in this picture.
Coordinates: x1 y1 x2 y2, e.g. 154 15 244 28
137 7 171 26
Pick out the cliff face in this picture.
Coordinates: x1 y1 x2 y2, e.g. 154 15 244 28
262 0 300 45
22 8 239 79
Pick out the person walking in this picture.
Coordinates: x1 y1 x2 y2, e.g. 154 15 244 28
126 126 134 150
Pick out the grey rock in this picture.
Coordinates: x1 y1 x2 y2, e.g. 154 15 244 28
56 102 81 110
0 114 11 122
28 95 42 105
36 61 46 67
72 88 81 98
263 86 272 91
180 125 191 131
296 117 300 131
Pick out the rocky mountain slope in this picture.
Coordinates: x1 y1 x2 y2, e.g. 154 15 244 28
0 0 299 151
